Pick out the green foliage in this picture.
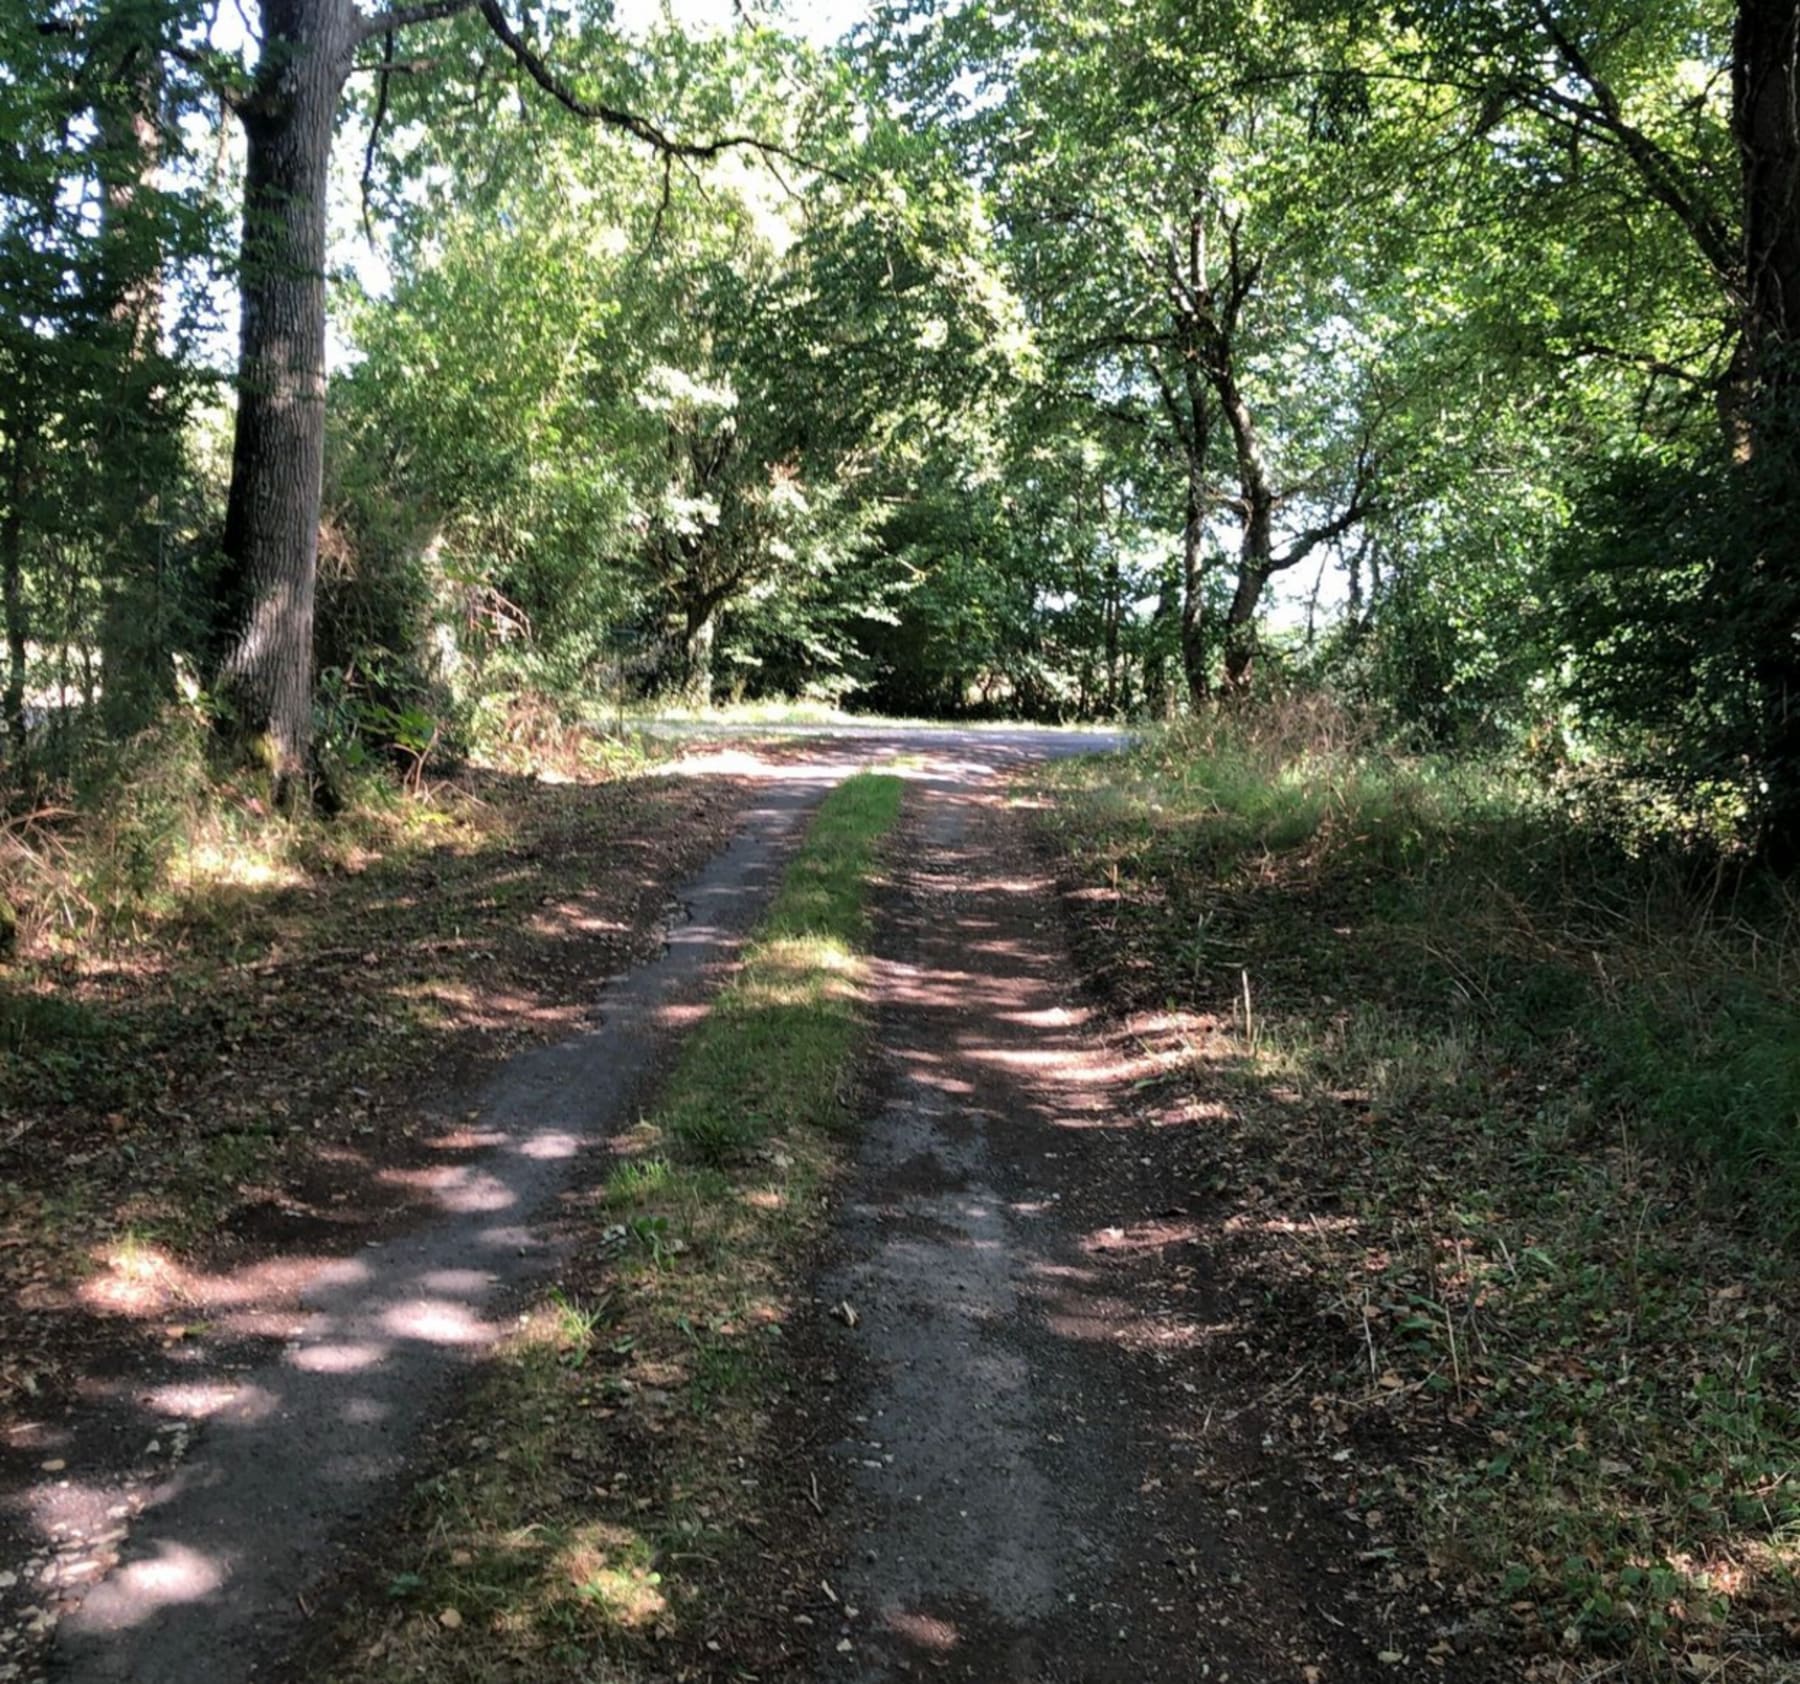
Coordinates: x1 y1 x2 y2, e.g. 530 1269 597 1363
6 0 1800 852
329 46 1024 715
1048 700 1800 1225
0 2 223 776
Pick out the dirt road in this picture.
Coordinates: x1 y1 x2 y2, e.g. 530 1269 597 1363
805 750 1453 1682
23 731 1118 1684
24 726 1461 1684
37 759 842 1684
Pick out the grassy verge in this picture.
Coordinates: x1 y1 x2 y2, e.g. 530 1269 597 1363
0 713 737 1402
315 771 903 1684
1038 703 1800 1682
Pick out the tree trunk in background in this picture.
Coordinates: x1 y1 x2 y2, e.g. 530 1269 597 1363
1143 562 1180 719
2 438 28 754
680 607 716 705
1103 554 1121 714
1216 363 1277 698
1732 0 1800 864
216 0 357 803
1178 463 1210 708
97 27 172 739
1221 563 1269 693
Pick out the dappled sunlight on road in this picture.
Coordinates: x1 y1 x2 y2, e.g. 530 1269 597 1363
77 1543 224 1632
289 1341 387 1375
817 734 1431 1681
8 727 1128 1683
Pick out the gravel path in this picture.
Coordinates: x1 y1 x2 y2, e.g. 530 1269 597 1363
46 763 851 1684
810 746 1406 1682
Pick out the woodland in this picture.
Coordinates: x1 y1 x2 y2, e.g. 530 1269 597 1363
0 0 1794 849
5 6 1800 1681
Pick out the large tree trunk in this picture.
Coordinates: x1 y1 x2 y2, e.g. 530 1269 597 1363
1732 0 1800 864
97 27 172 739
215 0 357 802
1735 0 1800 396
1221 562 1269 694
1218 374 1276 697
1143 561 1180 719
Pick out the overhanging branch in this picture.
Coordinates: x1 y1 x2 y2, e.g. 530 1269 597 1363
354 0 476 46
475 0 839 177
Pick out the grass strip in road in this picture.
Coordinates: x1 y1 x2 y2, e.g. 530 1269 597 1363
656 770 905 1164
318 771 904 1684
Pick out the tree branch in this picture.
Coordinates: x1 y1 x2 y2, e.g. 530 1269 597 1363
1269 444 1379 575
165 42 247 111
1520 1 1738 288
361 28 397 239
1565 339 1710 387
354 0 476 47
475 0 837 177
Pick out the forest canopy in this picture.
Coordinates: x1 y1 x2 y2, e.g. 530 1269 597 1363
4 0 1799 859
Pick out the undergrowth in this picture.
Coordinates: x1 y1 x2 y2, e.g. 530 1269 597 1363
1040 700 1800 1681
315 771 903 1683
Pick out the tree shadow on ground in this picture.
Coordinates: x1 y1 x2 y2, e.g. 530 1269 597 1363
0 756 868 1676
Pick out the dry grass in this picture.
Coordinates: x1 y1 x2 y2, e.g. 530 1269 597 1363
0 712 743 1410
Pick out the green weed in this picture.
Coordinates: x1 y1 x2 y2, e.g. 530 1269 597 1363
657 772 902 1164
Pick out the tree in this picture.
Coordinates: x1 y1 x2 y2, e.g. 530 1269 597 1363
331 75 1026 715
867 0 1401 703
1 1 213 765
1364 0 1800 854
169 0 829 798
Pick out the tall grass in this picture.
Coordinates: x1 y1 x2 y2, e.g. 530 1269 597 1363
1056 699 1800 1230
1040 698 1800 1673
